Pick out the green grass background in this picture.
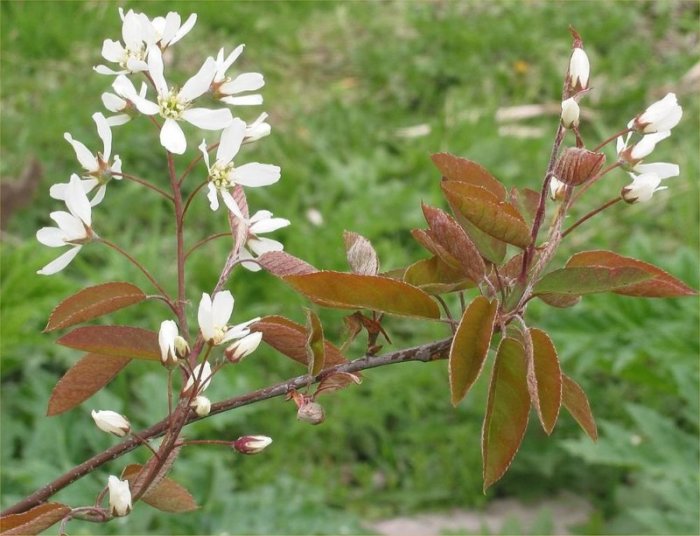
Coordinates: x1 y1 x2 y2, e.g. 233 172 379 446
1 1 698 534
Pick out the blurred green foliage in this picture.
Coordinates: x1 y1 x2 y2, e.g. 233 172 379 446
1 1 698 534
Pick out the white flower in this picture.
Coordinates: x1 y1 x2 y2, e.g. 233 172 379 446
568 47 590 90
183 362 213 394
91 410 131 437
108 476 132 517
101 76 148 127
239 210 291 271
201 119 281 216
197 291 259 345
144 11 197 49
94 9 151 75
244 112 271 142
159 320 179 365
617 130 671 163
225 331 263 363
560 97 580 128
190 395 211 417
621 172 666 203
52 113 122 206
634 93 682 133
232 435 272 455
211 46 265 106
37 175 94 275
129 46 232 154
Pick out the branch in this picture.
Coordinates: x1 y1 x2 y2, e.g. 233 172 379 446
1 337 452 517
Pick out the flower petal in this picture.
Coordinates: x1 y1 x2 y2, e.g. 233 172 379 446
221 189 244 219
37 246 82 275
198 293 214 341
221 94 263 106
147 46 168 95
249 217 290 234
65 174 92 226
101 40 124 63
207 183 220 211
179 57 217 102
182 108 233 130
37 227 67 247
216 118 246 164
160 119 187 154
248 237 284 256
93 112 112 161
65 133 98 172
170 13 197 46
160 12 181 46
211 290 234 328
633 162 680 180
219 73 265 95
232 163 280 187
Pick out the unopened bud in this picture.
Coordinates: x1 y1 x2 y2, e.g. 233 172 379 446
553 147 605 186
621 172 665 204
560 98 580 128
549 177 568 201
568 47 590 92
190 396 211 417
297 400 325 425
225 332 263 364
174 336 190 359
233 435 272 455
108 476 132 517
92 410 131 437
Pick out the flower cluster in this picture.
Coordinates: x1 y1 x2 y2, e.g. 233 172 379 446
37 7 289 275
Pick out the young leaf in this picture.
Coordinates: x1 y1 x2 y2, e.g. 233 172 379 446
562 374 598 441
509 187 540 227
252 316 346 367
441 181 531 249
47 353 131 416
528 328 562 435
315 372 362 397
537 293 581 308
0 503 70 535
566 250 697 297
343 231 379 275
422 204 487 283
431 153 507 199
122 464 197 513
305 309 326 377
44 282 146 332
257 251 317 277
449 296 498 406
56 326 160 361
410 229 460 269
404 256 473 294
533 266 653 295
284 271 441 319
482 337 530 492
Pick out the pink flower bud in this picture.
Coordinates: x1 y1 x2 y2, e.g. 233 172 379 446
91 410 131 437
233 435 272 455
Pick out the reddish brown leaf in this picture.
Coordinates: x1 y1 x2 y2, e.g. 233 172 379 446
284 271 441 319
457 215 507 265
562 374 598 441
122 464 197 513
57 326 160 360
533 266 653 295
47 353 131 416
422 204 487 283
343 231 379 275
125 444 182 499
567 250 696 297
482 337 530 491
0 503 70 535
252 316 346 367
305 309 326 377
45 282 146 332
411 229 459 269
509 187 540 227
528 328 562 435
257 251 317 277
442 181 531 249
538 293 582 308
404 256 473 294
315 372 362 397
431 153 507 199
449 297 498 406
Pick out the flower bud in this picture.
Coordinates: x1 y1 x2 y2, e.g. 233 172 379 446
233 435 272 455
174 336 190 359
621 173 665 204
190 395 211 417
634 93 682 133
159 320 180 367
91 410 131 437
108 475 132 517
549 177 568 201
553 147 605 186
225 332 262 363
568 47 590 91
560 98 580 128
297 400 325 425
